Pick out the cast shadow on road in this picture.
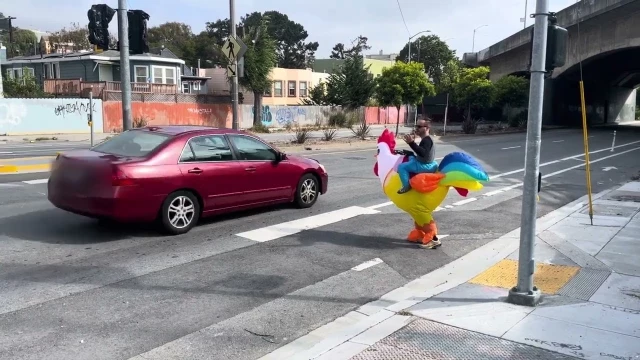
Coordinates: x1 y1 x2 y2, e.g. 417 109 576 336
0 202 303 245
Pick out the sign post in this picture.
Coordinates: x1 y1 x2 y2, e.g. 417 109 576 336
88 88 94 147
222 16 247 130
225 0 248 130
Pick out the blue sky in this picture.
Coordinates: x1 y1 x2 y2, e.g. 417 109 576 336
4 0 577 58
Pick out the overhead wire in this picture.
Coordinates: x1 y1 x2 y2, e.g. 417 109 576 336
396 0 412 36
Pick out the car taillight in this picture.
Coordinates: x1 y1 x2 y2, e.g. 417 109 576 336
111 167 136 186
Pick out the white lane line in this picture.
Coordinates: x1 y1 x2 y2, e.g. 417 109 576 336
501 146 521 150
483 189 504 197
552 140 564 143
452 198 477 206
236 206 380 242
352 258 384 271
367 201 393 210
0 151 13 154
22 179 49 185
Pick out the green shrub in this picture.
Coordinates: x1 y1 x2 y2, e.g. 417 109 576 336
329 112 348 127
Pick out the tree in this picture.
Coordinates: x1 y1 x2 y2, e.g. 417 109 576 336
237 17 277 126
437 59 462 94
453 66 495 120
300 82 329 106
48 22 92 52
6 29 38 56
494 75 530 108
2 68 50 98
240 11 319 69
330 35 371 59
148 22 197 65
310 55 376 109
396 34 455 87
376 62 435 135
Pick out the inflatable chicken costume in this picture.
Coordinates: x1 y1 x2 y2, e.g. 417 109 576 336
374 129 490 246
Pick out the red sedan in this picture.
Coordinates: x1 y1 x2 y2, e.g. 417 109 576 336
48 126 328 234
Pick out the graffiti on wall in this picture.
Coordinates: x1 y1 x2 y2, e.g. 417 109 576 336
251 105 273 124
187 108 213 114
251 105 307 126
54 101 98 118
0 98 104 135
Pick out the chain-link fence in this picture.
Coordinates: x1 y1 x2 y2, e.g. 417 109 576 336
103 91 231 104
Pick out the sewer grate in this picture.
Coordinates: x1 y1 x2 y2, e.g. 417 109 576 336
350 319 578 360
557 268 611 301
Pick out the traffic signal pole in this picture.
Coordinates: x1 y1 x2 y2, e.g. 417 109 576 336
117 0 133 131
507 0 549 307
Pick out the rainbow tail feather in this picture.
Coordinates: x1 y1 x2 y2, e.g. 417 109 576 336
438 152 490 196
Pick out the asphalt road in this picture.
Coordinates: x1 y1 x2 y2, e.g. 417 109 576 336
0 129 638 360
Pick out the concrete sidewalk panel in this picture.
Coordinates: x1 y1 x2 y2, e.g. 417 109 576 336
503 314 640 360
589 273 640 311
532 302 640 337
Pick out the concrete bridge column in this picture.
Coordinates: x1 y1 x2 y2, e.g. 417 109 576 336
608 87 637 123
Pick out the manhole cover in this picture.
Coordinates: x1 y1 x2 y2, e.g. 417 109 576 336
344 156 367 160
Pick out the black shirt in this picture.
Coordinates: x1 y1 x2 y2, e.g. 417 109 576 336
408 136 435 164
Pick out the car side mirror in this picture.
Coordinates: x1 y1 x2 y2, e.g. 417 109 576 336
274 151 286 163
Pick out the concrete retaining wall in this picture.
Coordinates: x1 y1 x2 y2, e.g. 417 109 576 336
0 98 103 135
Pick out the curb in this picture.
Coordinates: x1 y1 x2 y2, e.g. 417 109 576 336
258 187 616 360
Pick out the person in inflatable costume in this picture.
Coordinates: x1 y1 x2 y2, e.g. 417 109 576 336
373 129 490 248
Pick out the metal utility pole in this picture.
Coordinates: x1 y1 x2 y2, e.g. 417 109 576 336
118 0 133 131
507 0 549 307
0 42 4 98
229 0 239 130
89 88 95 147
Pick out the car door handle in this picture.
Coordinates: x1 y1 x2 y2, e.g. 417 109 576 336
245 167 256 172
188 168 203 174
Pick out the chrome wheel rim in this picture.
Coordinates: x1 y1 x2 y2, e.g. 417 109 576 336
168 196 195 229
300 178 317 204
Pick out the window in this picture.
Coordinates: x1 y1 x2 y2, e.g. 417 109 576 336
181 135 234 162
299 81 308 97
193 82 201 91
10 68 21 79
229 135 277 161
152 66 176 84
274 80 283 97
134 66 149 83
288 81 296 97
92 130 172 157
264 84 272 97
45 63 60 79
182 82 191 94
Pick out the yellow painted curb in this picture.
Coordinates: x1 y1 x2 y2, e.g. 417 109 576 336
0 163 51 174
0 156 56 163
469 259 580 294
0 165 19 173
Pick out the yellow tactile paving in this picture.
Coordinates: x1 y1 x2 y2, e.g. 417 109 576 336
469 259 580 294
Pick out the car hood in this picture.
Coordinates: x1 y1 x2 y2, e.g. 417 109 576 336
286 154 321 167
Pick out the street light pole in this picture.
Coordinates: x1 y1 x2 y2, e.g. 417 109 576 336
524 0 529 29
507 0 549 307
472 24 488 52
407 30 430 63
117 0 133 131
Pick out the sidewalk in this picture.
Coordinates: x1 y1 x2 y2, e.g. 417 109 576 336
259 182 640 360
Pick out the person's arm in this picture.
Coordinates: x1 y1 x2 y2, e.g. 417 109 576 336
408 138 431 157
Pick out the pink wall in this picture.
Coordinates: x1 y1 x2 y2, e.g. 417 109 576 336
364 106 406 125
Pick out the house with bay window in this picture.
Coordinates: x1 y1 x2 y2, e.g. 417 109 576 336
1 47 208 97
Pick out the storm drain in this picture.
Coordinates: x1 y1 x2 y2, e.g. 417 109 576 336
350 319 577 360
557 268 611 301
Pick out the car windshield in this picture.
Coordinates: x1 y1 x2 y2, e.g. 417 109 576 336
92 130 172 157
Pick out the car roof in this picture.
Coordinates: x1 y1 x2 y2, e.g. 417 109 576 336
135 126 246 136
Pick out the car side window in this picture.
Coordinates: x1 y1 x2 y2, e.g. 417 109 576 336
229 136 277 161
181 135 234 162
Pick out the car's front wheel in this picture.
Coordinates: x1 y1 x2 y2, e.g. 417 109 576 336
161 190 201 235
294 173 319 208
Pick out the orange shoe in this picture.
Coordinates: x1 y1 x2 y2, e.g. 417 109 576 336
407 229 425 242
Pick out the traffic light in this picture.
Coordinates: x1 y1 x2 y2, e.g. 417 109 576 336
127 10 150 55
87 4 116 50
527 13 569 73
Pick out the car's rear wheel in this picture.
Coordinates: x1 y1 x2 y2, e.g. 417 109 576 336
294 173 319 208
161 191 200 235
